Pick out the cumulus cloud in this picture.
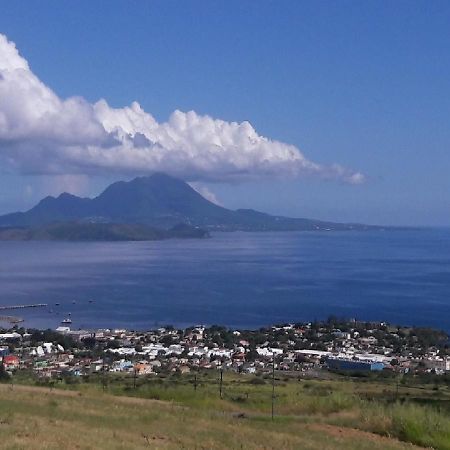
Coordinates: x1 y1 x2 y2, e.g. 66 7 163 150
0 34 365 184
188 182 223 206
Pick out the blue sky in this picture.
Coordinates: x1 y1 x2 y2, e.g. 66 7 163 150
0 1 449 225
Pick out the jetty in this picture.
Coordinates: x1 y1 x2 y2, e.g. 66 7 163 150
0 303 47 311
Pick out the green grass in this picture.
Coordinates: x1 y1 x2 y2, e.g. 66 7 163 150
355 402 450 450
4 370 450 449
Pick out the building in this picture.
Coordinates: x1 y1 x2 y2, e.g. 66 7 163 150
326 357 384 372
3 355 20 370
424 357 450 372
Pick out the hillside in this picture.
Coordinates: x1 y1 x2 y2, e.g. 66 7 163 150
0 377 435 450
0 173 379 231
0 222 209 242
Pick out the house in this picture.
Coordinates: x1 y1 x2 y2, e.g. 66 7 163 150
134 363 153 375
177 365 190 374
3 355 20 369
424 357 450 372
0 332 21 341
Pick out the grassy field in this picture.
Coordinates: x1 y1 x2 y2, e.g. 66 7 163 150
1 371 449 449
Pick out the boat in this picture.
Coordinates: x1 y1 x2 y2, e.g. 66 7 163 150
61 317 72 324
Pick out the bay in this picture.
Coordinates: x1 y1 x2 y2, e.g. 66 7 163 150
0 229 449 331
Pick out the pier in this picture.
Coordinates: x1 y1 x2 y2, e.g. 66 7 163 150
0 304 47 311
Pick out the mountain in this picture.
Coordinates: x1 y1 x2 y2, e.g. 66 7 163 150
0 173 378 231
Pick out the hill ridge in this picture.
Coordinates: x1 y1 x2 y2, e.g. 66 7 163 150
0 173 379 231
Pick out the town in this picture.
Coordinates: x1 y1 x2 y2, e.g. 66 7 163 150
0 318 449 381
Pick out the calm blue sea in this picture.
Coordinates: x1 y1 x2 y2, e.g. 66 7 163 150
0 229 449 331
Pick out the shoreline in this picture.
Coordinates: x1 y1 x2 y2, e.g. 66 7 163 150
1 317 449 381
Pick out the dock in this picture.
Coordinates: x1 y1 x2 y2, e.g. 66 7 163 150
0 304 47 311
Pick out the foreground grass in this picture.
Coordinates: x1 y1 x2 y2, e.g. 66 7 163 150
0 383 420 450
2 371 450 449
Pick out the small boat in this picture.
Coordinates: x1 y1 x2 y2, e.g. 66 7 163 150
61 317 72 324
55 303 60 306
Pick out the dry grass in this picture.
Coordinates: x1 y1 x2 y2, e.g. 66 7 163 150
0 383 420 450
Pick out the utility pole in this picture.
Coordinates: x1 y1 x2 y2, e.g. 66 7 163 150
271 355 275 420
102 363 106 392
133 367 137 389
102 355 108 392
219 368 223 399
396 371 403 401
194 372 198 392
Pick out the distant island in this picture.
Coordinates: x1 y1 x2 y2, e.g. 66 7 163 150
0 222 209 242
0 173 383 241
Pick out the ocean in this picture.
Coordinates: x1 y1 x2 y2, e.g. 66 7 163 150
0 229 449 331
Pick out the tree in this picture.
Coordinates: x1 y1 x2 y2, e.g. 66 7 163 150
245 348 259 362
0 363 10 382
82 337 97 349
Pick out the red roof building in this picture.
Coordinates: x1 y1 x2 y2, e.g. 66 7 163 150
3 355 20 368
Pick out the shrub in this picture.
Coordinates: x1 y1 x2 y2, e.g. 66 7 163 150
391 403 450 449
358 401 450 449
248 377 265 385
0 365 11 382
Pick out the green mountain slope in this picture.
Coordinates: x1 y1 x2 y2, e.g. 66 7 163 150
0 222 209 241
0 173 380 231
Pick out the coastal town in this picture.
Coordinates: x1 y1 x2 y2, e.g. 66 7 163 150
0 318 449 381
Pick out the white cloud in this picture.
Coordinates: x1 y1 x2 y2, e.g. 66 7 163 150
0 34 365 184
188 182 223 206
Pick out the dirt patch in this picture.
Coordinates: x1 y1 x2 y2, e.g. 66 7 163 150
307 423 424 448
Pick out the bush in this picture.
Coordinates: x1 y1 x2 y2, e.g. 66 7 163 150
0 364 11 382
248 377 265 385
391 403 450 449
359 401 450 449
